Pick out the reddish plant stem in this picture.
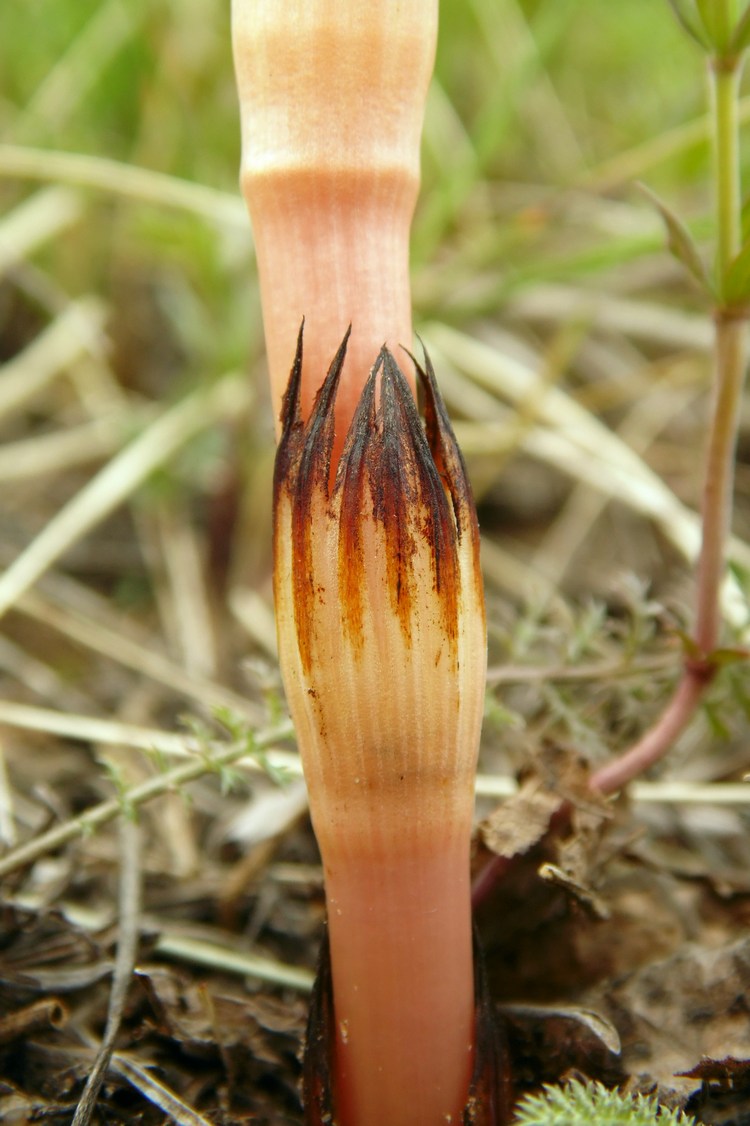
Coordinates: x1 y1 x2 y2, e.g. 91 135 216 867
693 314 746 655
589 30 749 797
590 310 746 796
588 668 710 797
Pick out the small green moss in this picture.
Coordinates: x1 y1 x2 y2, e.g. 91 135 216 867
513 1079 695 1126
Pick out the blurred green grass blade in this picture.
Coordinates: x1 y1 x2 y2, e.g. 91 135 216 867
9 0 148 143
584 95 750 192
665 0 712 46
415 0 577 262
0 144 248 232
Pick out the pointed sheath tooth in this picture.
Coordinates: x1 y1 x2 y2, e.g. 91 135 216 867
278 326 351 677
412 343 485 610
273 321 306 501
279 321 305 439
411 345 475 537
292 325 350 588
299 324 352 496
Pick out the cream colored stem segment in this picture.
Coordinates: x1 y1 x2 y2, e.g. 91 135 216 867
325 842 474 1126
232 0 437 457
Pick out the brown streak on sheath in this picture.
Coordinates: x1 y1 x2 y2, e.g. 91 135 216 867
415 344 484 611
275 329 471 674
334 347 461 657
336 354 380 656
273 324 305 655
371 351 460 651
293 332 348 673
274 325 349 675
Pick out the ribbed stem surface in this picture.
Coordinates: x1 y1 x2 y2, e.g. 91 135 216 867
233 0 438 458
248 171 415 463
325 841 475 1126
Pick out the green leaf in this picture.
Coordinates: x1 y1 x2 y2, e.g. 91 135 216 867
665 0 711 45
638 184 713 294
730 4 750 51
703 700 732 740
696 0 733 49
674 628 703 660
727 558 750 595
708 645 750 667
741 195 750 245
723 240 750 303
144 744 169 774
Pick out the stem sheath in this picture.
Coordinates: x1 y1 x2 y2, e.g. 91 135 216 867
326 843 475 1126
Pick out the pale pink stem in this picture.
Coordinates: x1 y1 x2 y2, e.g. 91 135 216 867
248 171 416 465
325 841 475 1126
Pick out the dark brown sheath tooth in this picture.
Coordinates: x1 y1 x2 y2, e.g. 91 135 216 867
275 321 351 503
299 325 351 498
278 320 305 440
409 343 484 605
275 326 351 676
273 321 305 516
413 344 477 541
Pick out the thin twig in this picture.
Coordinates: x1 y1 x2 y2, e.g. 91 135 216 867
0 733 16 847
0 720 294 880
486 652 675 686
0 700 296 766
0 143 248 231
72 818 142 1126
0 409 152 482
10 0 144 142
145 497 220 873
109 1055 215 1126
0 299 106 422
475 772 750 804
582 92 750 192
0 186 82 274
153 932 315 992
0 1000 68 1044
531 366 706 590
